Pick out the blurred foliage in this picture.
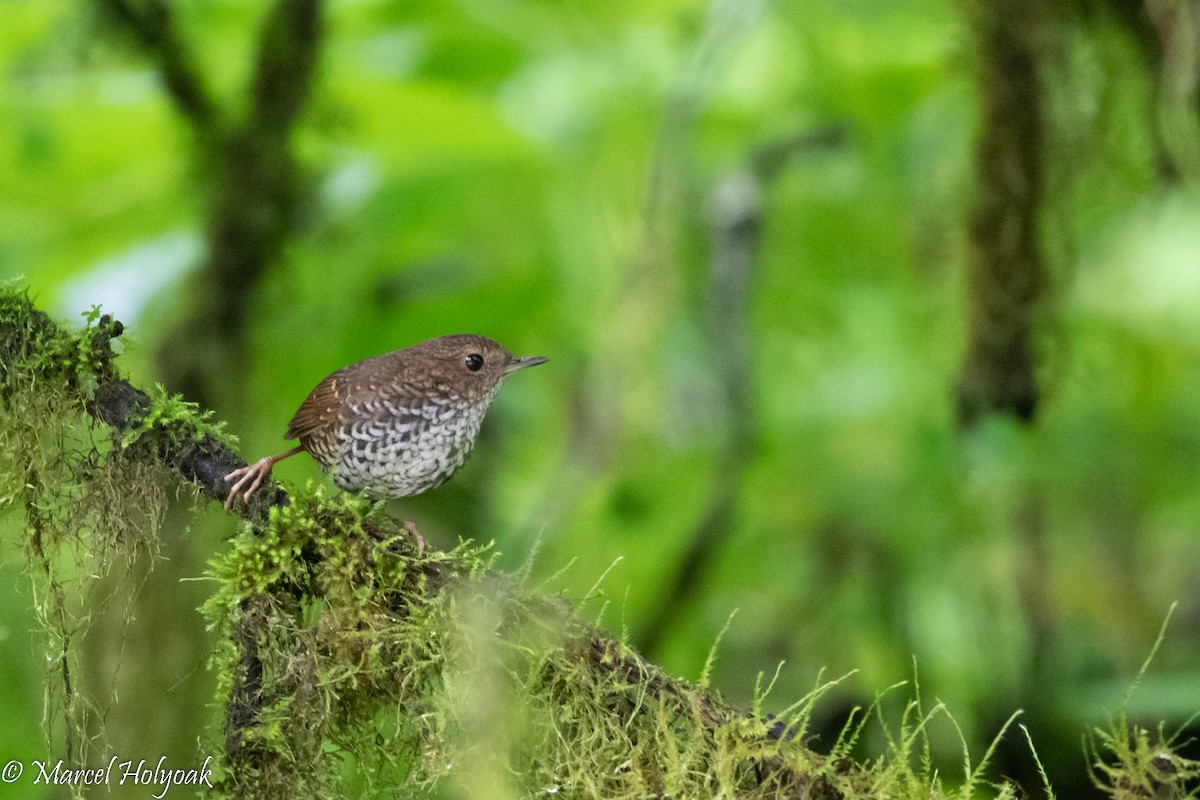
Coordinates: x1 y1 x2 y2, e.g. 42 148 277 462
2 0 1200 797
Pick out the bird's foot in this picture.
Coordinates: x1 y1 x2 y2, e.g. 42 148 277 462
223 457 275 510
402 520 425 556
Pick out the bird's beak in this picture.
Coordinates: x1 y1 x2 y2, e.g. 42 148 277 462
505 355 549 374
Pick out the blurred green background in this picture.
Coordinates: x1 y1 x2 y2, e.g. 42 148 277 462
2 0 1199 796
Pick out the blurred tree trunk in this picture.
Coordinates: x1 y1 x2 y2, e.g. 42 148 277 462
82 0 325 775
957 3 1053 796
1140 0 1200 179
163 0 322 408
1080 0 1200 181
97 0 323 409
956 0 1047 429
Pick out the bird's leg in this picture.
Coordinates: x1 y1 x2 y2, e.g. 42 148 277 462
223 445 304 510
402 520 425 556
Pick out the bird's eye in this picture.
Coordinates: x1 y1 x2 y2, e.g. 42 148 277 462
465 353 484 372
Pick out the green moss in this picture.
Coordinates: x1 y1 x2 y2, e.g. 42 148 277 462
1090 721 1200 799
0 285 170 767
0 287 121 402
195 487 1200 799
200 486 967 799
203 488 489 797
119 384 232 450
5 284 1198 799
1087 607 1200 800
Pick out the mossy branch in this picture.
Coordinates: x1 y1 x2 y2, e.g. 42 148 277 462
0 293 286 521
4 287 1195 799
0 287 848 798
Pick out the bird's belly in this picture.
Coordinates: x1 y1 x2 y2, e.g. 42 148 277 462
327 420 476 498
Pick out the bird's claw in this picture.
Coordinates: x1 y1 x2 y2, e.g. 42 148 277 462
223 457 273 510
403 520 425 556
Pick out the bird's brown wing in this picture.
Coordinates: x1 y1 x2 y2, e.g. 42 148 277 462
285 353 433 468
285 364 351 467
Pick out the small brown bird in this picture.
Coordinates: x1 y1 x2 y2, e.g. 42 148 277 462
223 334 547 509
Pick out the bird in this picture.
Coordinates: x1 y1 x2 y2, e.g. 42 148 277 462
223 334 547 510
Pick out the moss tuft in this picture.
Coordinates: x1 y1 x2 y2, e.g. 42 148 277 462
0 285 168 764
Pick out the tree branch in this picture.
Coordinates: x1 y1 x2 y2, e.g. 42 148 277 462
248 0 323 139
94 0 217 128
1 290 841 799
